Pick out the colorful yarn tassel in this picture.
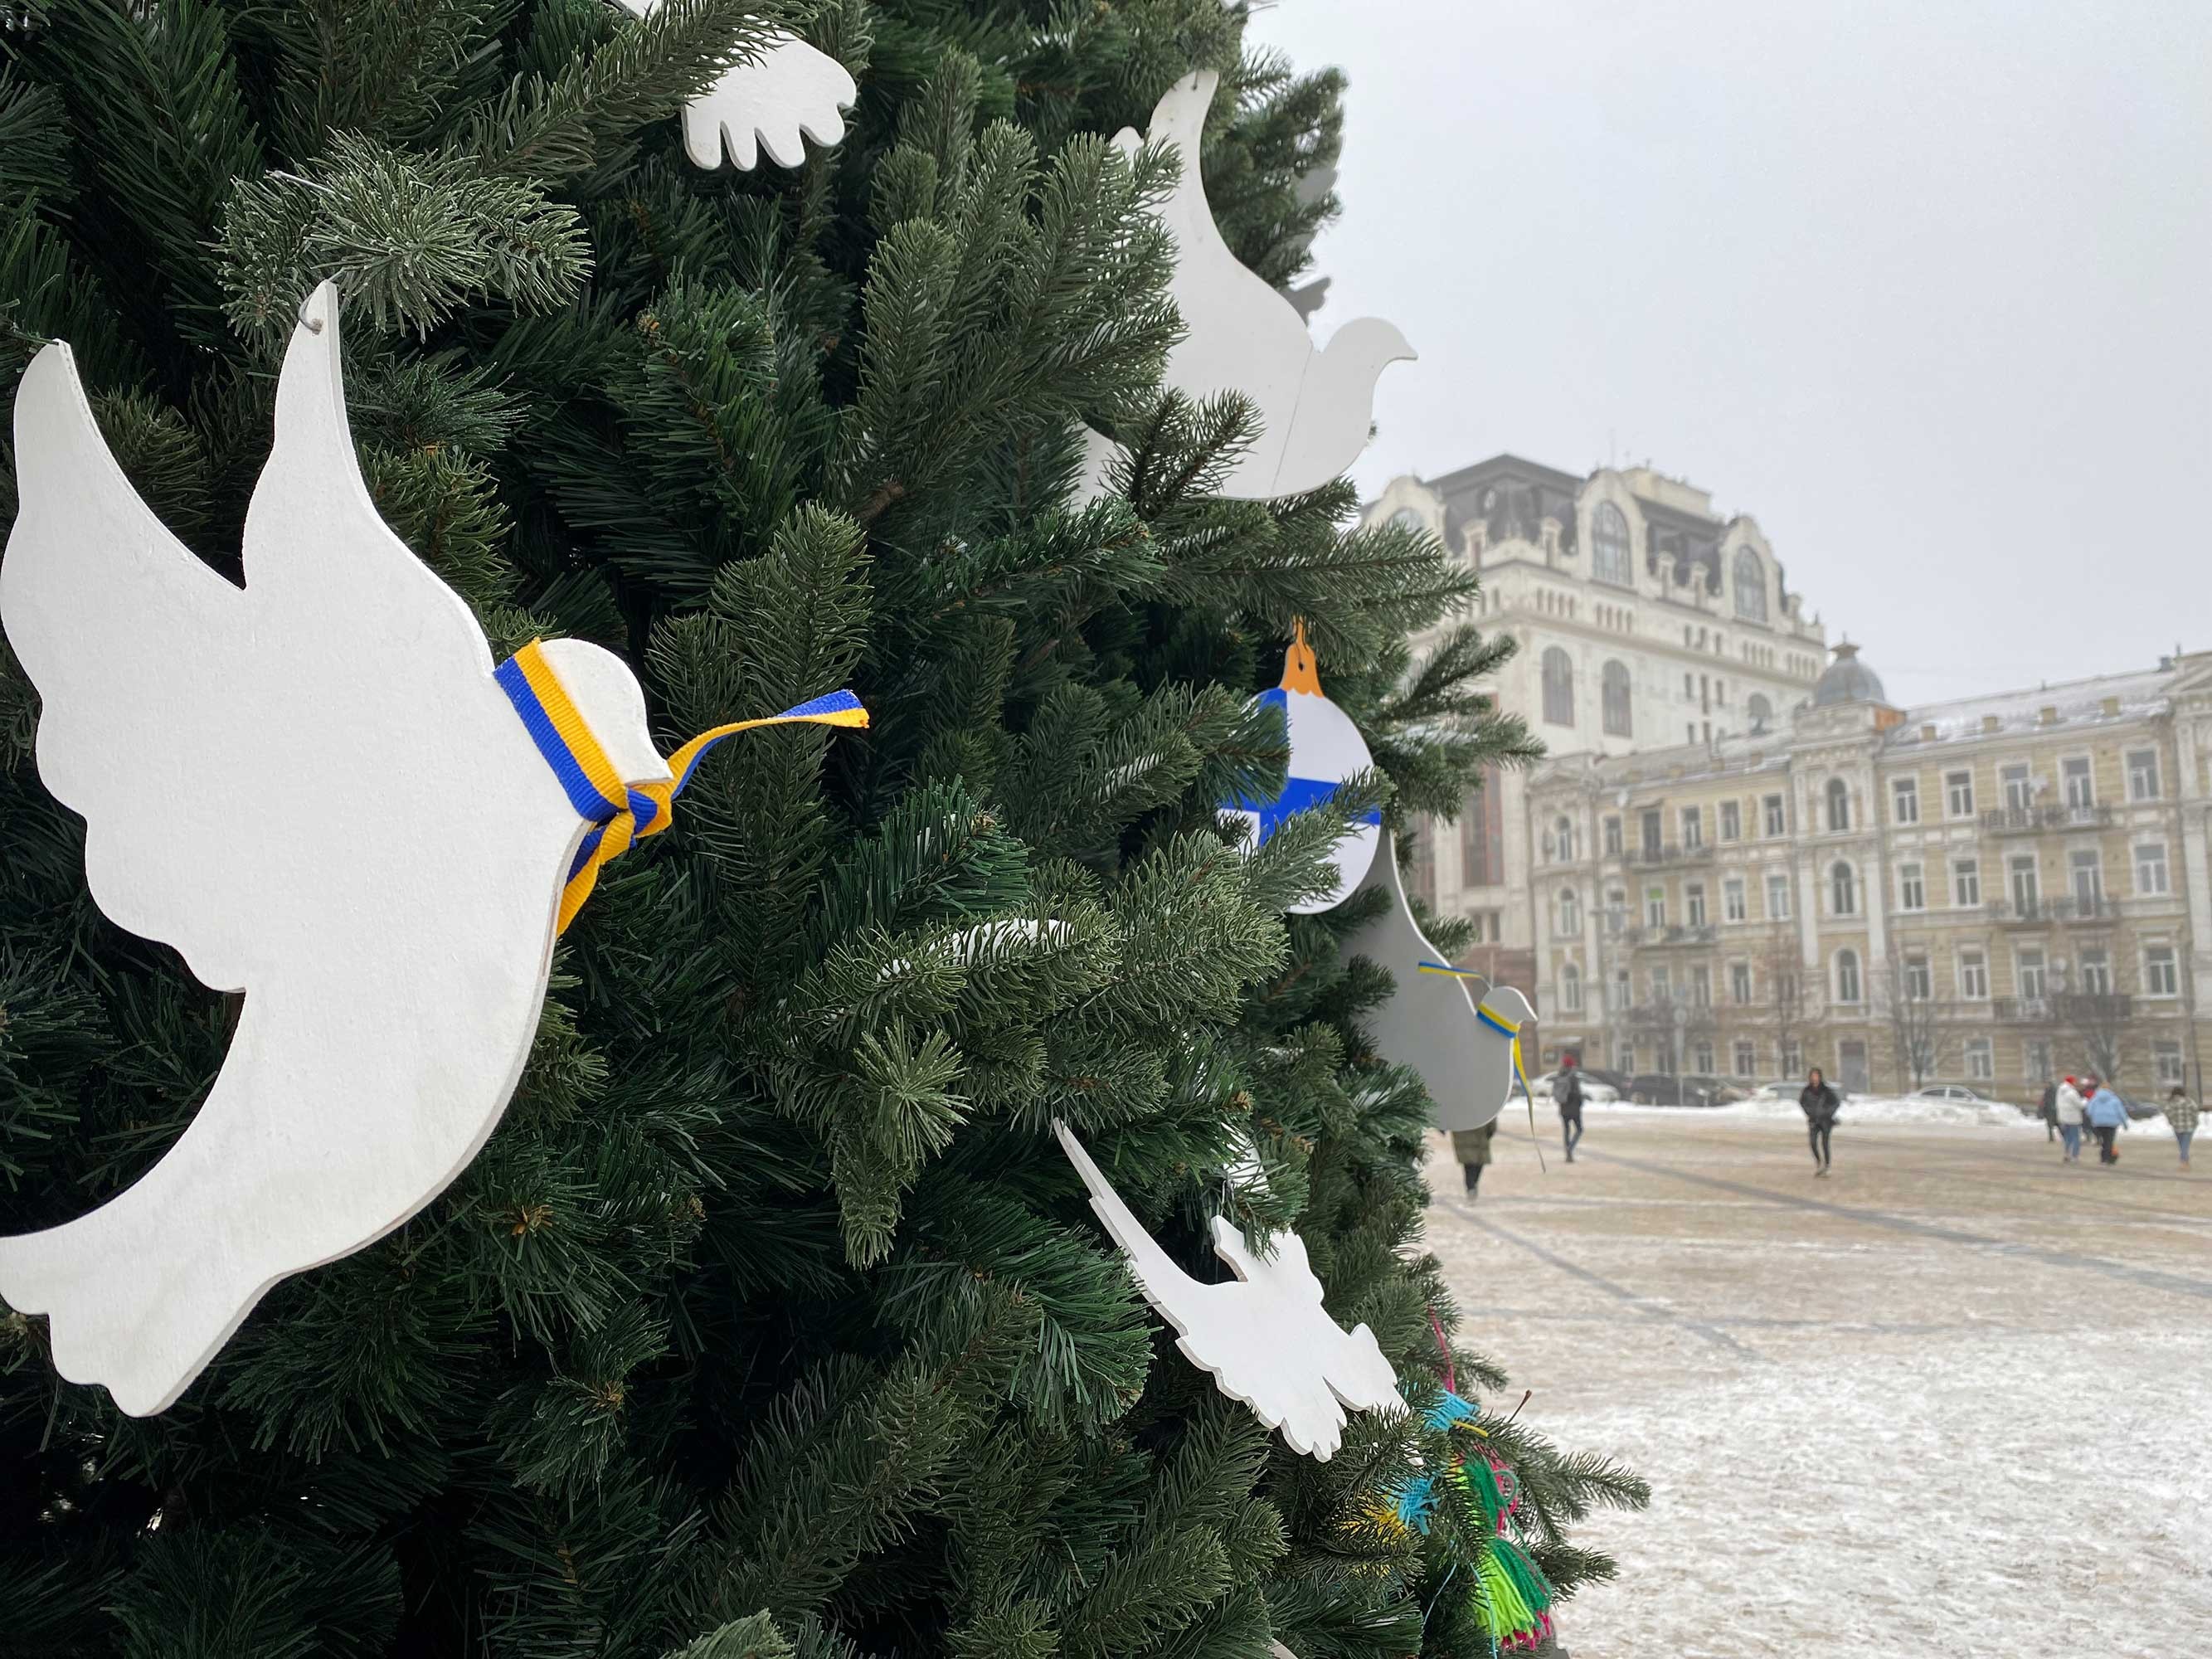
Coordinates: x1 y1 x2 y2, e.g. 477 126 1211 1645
1453 1451 1555 1652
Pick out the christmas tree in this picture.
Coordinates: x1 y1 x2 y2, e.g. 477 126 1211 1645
0 3 1643 1654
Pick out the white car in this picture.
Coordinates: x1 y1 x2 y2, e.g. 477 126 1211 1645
1534 1070 1620 1104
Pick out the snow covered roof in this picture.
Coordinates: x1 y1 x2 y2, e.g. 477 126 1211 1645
1883 664 2175 752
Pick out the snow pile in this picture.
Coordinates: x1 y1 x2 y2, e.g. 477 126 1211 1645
1582 1092 2039 1130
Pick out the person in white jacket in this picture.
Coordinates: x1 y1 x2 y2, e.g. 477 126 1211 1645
2054 1076 2086 1164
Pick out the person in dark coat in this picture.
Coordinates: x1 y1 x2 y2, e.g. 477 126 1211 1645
1556 1056 1587 1162
1800 1068 1840 1176
2039 1079 2059 1142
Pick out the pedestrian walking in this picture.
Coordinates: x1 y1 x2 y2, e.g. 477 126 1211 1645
2054 1076 2086 1164
2161 1086 2199 1169
1556 1056 1587 1163
2083 1073 2128 1165
2039 1079 2059 1143
1451 1121 1497 1198
1800 1068 1840 1176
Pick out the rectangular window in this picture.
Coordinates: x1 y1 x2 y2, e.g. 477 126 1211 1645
1783 1039 1804 1077
1965 1039 1995 1082
1562 969 1584 1012
1641 810 1664 858
1733 1039 1757 1076
2001 763 2032 812
1463 768 1505 887
1763 794 1786 836
1690 965 1712 1006
1899 863 1925 911
2080 949 2112 995
1694 1040 1716 1073
1959 950 1989 1000
1646 887 1667 927
2010 854 2040 914
1682 806 1704 849
2026 1038 2053 1082
1730 961 1753 1002
1603 815 1623 857
1945 770 1975 818
2070 849 2103 905
2063 757 2093 808
2017 948 2046 1001
2127 749 2161 801
1953 858 1981 907
2145 945 2179 998
1890 776 1919 825
1686 884 1708 927
1904 955 1932 1000
1767 872 1791 919
1683 672 1694 696
1723 878 1747 922
1650 966 1671 1000
1720 800 1742 840
2136 842 2169 896
1612 967 1631 1010
2156 1043 2185 1086
1687 722 1697 744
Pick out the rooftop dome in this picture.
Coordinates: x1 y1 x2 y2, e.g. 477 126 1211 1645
1812 640 1887 708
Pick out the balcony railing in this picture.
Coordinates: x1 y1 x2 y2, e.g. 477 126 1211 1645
1983 804 2113 834
2050 992 2134 1022
1621 923 1719 947
1986 896 2119 925
1623 842 1714 867
1990 996 2054 1024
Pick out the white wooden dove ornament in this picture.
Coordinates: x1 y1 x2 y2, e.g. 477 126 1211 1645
0 283 866 1416
613 2 858 172
1053 1121 1400 1460
1078 71 1414 503
1339 838 1536 1134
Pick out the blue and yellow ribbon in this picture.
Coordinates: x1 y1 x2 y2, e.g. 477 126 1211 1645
495 639 868 932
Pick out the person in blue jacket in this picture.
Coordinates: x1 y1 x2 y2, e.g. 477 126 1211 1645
2083 1073 2130 1165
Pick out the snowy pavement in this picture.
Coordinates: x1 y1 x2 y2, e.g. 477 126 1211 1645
1422 1106 2212 1658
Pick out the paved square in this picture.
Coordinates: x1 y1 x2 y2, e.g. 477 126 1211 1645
1423 1107 2212 1657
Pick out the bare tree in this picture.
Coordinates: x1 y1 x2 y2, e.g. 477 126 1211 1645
2059 991 2130 1085
1877 952 1955 1090
1757 923 1808 1078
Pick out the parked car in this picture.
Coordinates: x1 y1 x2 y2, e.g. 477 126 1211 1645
2113 1092 2162 1121
1686 1074 1752 1104
1532 1069 1620 1104
1625 1073 1722 1107
1906 1083 2003 1103
1753 1078 1854 1102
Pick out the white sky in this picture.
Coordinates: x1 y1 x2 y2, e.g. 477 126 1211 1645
1245 0 2212 708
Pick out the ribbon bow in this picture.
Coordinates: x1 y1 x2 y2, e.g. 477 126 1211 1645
496 639 868 932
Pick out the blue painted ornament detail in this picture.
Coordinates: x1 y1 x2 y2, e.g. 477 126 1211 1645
1224 623 1381 914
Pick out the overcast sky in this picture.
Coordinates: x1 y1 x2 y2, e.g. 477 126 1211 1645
1245 0 2211 708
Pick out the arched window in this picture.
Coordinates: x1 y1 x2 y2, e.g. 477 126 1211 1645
1835 948 1862 1005
1591 503 1631 586
1826 777 1850 832
1830 860 1856 916
1733 547 1768 622
1602 660 1632 737
1558 887 1581 935
1542 647 1575 727
1561 962 1583 1011
1748 693 1773 732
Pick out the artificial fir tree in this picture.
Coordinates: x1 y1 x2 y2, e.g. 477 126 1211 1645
0 2 1645 1655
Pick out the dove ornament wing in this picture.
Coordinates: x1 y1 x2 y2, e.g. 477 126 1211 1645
1053 1122 1399 1460
1340 835 1536 1133
613 2 857 171
1077 71 1414 504
0 284 604 1416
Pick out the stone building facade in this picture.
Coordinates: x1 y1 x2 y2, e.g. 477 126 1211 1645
1522 648 2212 1098
1361 456 1830 984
